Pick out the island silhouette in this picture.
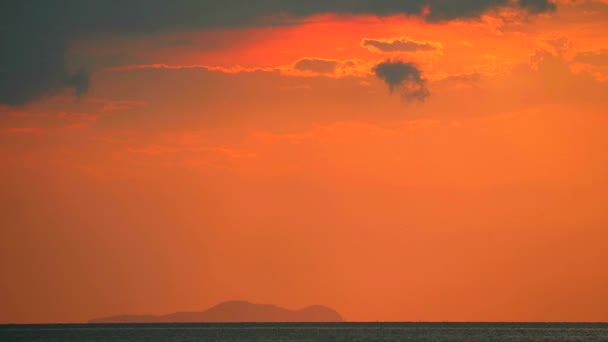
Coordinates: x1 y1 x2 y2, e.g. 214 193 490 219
89 300 343 323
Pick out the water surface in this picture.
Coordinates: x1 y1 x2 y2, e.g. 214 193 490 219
2 322 607 341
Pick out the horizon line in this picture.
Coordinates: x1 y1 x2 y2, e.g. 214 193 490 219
2 321 608 326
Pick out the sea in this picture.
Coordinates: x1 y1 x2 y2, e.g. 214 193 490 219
1 322 607 341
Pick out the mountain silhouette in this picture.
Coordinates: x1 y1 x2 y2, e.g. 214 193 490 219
89 300 343 323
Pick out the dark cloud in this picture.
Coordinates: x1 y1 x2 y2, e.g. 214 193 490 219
372 60 429 101
361 37 440 53
1 0 557 105
423 0 556 20
518 0 557 14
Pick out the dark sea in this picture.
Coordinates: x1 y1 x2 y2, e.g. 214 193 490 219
1 323 607 341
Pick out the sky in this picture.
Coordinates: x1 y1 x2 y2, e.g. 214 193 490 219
1 0 608 323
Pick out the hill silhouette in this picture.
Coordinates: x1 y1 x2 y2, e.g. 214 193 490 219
89 300 343 323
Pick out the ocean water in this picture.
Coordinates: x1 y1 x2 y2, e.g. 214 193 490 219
1 322 607 341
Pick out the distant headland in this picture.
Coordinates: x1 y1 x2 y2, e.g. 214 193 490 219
89 300 343 323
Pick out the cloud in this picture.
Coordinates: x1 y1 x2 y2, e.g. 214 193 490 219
293 59 340 74
537 36 572 57
109 59 369 78
574 49 608 65
361 36 442 53
572 49 608 80
372 60 429 101
518 0 558 13
423 0 556 20
436 72 483 83
1 0 557 105
530 37 573 70
291 58 368 77
106 63 277 74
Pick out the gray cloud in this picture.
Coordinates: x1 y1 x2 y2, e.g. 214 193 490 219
1 0 556 105
372 60 429 101
361 37 440 53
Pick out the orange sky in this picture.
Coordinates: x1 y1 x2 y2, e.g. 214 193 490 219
1 0 608 323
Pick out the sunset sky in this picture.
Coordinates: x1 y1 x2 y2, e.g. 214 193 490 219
1 0 608 323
